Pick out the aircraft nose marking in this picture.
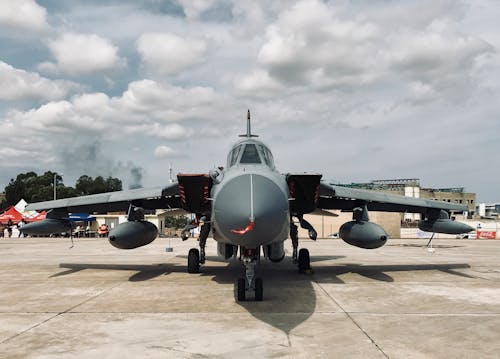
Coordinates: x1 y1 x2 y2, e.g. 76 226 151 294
231 220 255 235
213 173 289 246
250 174 254 221
231 174 255 235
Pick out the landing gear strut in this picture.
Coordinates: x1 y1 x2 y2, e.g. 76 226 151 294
186 220 211 273
235 247 263 301
198 222 210 264
290 216 312 273
290 221 299 263
297 214 317 240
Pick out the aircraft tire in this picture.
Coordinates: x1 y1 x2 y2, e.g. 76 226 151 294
236 278 246 301
187 248 200 273
298 248 310 273
255 277 263 301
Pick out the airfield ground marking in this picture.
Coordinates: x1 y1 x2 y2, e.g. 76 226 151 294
314 280 389 359
0 281 124 345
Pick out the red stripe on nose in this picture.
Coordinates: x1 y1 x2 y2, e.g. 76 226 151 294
231 221 255 235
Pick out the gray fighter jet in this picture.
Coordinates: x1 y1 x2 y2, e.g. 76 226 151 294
23 111 472 301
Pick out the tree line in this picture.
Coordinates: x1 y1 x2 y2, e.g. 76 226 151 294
0 171 122 210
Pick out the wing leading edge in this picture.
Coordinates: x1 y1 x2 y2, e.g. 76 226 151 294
25 183 181 214
318 183 467 214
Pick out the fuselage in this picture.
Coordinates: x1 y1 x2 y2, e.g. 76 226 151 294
210 138 290 248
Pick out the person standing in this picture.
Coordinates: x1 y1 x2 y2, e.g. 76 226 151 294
7 219 13 238
17 219 26 237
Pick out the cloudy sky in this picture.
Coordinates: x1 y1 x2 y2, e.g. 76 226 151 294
0 0 498 201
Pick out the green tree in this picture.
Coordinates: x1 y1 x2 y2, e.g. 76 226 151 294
105 177 122 192
5 171 39 205
75 175 122 195
56 186 78 199
3 172 122 206
4 171 72 205
26 171 62 202
75 175 93 195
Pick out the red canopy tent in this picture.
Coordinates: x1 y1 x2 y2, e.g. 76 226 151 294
0 206 23 225
24 211 47 222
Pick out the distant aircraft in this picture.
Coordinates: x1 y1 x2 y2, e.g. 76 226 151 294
23 111 472 301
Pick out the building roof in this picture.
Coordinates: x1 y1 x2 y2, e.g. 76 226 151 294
336 179 469 194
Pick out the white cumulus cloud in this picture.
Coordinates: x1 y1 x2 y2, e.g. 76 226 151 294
256 0 381 90
0 0 49 32
246 0 494 104
0 61 76 101
0 80 222 143
47 33 123 75
1 0 499 200
154 145 178 159
177 0 217 20
384 31 494 103
117 79 218 122
236 70 283 96
137 32 207 75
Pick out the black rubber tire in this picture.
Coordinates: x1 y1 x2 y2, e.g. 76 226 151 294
236 277 246 302
255 277 263 301
187 248 200 273
298 248 310 273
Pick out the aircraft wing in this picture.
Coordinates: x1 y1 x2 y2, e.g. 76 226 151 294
318 183 468 213
25 183 181 214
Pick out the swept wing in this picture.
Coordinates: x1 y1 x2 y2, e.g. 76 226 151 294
318 183 467 213
25 183 181 214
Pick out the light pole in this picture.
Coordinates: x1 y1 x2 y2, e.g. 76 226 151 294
53 173 57 200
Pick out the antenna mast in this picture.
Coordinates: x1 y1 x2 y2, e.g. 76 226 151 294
246 109 251 137
239 109 258 138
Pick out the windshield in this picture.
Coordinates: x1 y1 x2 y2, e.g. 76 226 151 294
227 142 275 168
258 145 274 168
227 145 242 167
240 144 261 164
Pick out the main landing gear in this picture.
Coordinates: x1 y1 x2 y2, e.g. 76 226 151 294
187 222 211 274
235 247 263 302
297 248 311 273
187 248 200 273
290 218 312 273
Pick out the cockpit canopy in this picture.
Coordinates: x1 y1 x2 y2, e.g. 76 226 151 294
227 141 275 169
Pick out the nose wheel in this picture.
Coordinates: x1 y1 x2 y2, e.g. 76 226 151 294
235 276 263 301
234 247 263 302
254 277 263 301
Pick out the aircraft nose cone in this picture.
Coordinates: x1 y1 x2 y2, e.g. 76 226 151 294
213 174 289 246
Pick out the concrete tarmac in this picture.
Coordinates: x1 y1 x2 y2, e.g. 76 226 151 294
1 236 500 358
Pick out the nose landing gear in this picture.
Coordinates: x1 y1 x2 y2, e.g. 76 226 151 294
235 247 263 301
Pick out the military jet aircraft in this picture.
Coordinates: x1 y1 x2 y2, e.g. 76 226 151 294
22 111 473 301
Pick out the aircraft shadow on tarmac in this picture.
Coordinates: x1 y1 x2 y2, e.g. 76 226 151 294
53 256 472 335
387 243 464 249
53 263 184 282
